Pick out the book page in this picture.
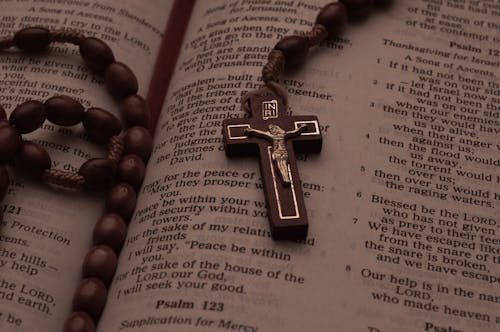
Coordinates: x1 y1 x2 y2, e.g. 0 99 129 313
0 1 172 331
100 0 499 331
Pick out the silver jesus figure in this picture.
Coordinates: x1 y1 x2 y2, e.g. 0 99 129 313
244 124 307 185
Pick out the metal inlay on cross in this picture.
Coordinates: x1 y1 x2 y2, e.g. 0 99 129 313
223 87 322 240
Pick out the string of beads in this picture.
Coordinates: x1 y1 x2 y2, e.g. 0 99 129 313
0 27 153 331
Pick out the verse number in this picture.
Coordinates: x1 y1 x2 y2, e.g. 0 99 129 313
3 204 21 215
202 301 224 312
488 49 499 57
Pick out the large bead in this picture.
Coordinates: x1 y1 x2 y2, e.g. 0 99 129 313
13 27 51 52
119 95 150 128
340 0 374 19
93 213 128 253
316 2 348 37
106 183 137 221
82 245 118 286
123 127 153 162
63 312 96 332
274 36 309 67
0 125 22 163
72 278 107 322
0 165 9 201
17 141 51 176
104 62 138 99
83 108 122 143
9 100 46 134
45 96 85 126
79 158 116 191
117 154 145 190
79 37 115 74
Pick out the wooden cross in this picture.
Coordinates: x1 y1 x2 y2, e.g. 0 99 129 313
223 88 322 240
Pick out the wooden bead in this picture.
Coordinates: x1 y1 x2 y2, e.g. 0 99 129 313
0 105 6 120
82 245 118 286
93 213 128 253
0 165 9 201
106 183 137 221
104 62 138 99
63 312 96 332
274 36 309 67
45 96 85 126
83 108 122 142
117 154 145 189
72 278 107 322
340 0 374 19
123 127 153 162
17 141 51 176
316 2 348 37
79 158 116 191
0 125 22 163
119 95 150 128
13 27 51 52
79 37 115 74
9 100 46 134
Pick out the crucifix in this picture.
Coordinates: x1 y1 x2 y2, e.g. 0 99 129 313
223 88 322 240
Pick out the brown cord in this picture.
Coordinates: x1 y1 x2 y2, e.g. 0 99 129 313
306 24 329 47
262 49 285 83
50 29 85 46
107 136 124 164
42 169 85 191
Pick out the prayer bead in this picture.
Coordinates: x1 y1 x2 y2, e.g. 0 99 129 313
120 94 150 128
93 213 128 253
340 0 374 19
72 278 107 322
63 312 96 332
79 37 115 74
17 141 51 176
45 96 85 126
105 62 138 99
106 183 137 220
83 108 122 143
0 166 8 201
123 126 153 162
82 245 118 286
9 100 46 134
117 154 145 189
13 27 51 52
274 36 309 67
316 2 348 37
0 125 22 163
79 158 116 191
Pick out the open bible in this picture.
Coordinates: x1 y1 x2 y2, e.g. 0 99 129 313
0 0 498 331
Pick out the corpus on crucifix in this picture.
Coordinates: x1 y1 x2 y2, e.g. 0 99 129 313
223 87 322 240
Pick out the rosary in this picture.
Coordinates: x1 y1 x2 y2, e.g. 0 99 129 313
0 1 386 331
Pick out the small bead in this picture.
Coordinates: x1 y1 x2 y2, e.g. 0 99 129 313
93 213 128 253
79 158 116 191
123 127 153 162
117 154 145 189
83 108 122 143
340 0 374 19
104 62 138 99
119 95 150 129
274 36 309 67
17 141 51 176
82 245 118 286
13 27 51 52
9 100 46 134
63 312 96 332
72 278 107 322
0 105 6 120
79 37 115 74
316 2 348 37
0 125 22 163
106 183 137 221
0 165 9 201
45 96 85 126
